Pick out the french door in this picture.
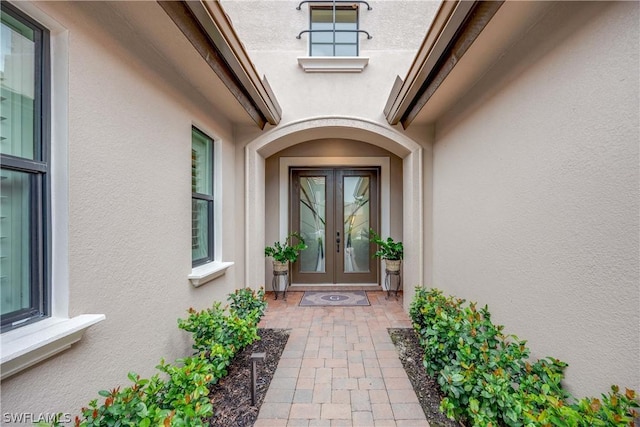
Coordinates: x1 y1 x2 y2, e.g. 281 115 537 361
291 168 379 284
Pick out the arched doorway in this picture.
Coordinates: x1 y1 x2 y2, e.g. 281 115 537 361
245 117 426 309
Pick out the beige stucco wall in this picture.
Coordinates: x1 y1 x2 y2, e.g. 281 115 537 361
431 1 639 397
225 0 436 299
222 0 439 124
264 139 403 286
2 1 243 418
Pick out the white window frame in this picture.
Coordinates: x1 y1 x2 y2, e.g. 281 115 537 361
297 2 370 73
0 2 104 381
188 124 232 287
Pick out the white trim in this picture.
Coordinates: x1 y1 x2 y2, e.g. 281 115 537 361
189 261 234 287
297 56 369 73
213 136 223 262
245 116 426 310
1 315 105 380
0 2 106 379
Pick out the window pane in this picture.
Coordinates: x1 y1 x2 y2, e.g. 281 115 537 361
0 11 36 160
311 9 333 24
310 21 333 31
335 10 357 24
310 30 333 44
0 169 32 317
191 199 210 263
335 44 358 57
335 31 357 44
191 128 212 196
311 44 334 57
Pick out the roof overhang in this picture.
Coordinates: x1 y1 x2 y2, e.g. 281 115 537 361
384 0 553 129
159 0 282 129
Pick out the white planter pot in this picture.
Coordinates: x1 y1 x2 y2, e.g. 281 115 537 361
385 259 401 272
273 260 289 272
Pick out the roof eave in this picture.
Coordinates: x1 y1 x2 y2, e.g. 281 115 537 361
384 0 504 129
159 0 282 129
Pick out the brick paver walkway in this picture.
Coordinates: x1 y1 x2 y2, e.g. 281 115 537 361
256 291 430 427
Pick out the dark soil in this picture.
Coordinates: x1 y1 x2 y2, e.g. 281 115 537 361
207 328 289 427
389 328 464 427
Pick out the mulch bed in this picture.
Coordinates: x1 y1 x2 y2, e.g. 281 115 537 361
389 328 464 427
206 328 290 427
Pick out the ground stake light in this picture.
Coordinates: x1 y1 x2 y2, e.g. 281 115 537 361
250 352 266 406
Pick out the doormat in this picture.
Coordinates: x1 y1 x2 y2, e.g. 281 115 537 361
299 290 370 307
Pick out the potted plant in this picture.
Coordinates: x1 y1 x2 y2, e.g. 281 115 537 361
369 229 403 272
264 232 308 272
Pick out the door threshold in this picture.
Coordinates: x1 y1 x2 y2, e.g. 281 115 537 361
289 284 381 292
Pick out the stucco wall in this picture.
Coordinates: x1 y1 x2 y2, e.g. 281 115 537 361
264 139 403 286
2 1 242 418
432 1 639 397
221 0 440 124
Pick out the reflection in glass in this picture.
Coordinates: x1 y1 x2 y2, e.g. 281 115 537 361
0 170 31 316
299 177 326 272
1 13 36 159
310 8 357 57
343 177 370 273
191 129 213 196
191 199 210 262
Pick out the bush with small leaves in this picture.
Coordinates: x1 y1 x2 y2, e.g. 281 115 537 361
529 386 639 426
40 288 268 427
410 287 639 426
77 372 171 427
228 287 267 322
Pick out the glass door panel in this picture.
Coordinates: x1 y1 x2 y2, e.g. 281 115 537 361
343 176 370 273
291 168 378 285
298 176 326 273
335 169 377 284
291 170 335 284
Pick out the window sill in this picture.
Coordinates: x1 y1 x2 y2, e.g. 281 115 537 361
297 56 369 73
1 314 105 380
189 261 234 287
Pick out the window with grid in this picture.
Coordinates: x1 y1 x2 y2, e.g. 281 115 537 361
0 2 50 331
310 6 358 56
191 127 214 266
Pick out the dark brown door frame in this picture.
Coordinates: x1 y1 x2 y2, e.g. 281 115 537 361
290 167 379 285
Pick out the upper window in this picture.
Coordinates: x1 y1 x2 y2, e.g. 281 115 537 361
191 127 214 266
0 2 50 332
310 6 358 57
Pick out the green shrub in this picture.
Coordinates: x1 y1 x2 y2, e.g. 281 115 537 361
530 386 639 426
78 372 171 427
410 287 639 426
176 287 266 355
41 288 268 427
176 302 224 353
228 287 267 322
409 287 468 376
156 356 214 426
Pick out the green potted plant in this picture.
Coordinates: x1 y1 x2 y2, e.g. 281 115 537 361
369 229 403 272
264 232 308 272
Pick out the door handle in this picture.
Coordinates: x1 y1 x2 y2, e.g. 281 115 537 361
336 232 340 253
